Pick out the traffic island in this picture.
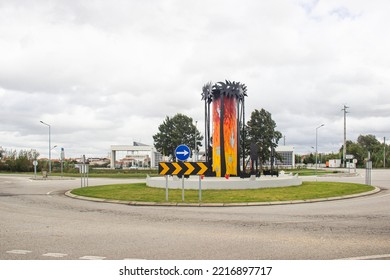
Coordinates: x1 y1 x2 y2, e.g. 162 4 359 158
146 173 302 190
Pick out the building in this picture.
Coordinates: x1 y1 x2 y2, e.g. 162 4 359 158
326 159 341 168
275 146 295 168
110 142 162 169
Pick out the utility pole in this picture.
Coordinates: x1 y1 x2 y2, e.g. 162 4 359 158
342 105 349 168
384 137 386 168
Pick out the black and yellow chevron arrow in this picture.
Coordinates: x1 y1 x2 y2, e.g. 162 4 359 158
183 162 195 175
159 162 170 175
159 162 210 176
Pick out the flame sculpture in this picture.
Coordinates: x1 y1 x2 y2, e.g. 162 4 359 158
202 81 247 177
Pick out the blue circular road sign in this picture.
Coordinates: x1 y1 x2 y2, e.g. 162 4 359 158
175 144 191 161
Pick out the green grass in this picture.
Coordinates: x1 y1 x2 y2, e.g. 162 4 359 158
71 181 373 204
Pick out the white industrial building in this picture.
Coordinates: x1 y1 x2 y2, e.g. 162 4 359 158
110 142 162 169
275 146 295 168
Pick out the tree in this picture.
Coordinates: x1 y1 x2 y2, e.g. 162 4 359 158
357 134 381 153
302 153 315 165
344 140 365 167
0 149 40 172
339 135 385 168
246 109 282 168
153 113 203 161
357 135 383 167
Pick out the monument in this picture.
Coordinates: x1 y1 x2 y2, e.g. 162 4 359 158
202 80 247 177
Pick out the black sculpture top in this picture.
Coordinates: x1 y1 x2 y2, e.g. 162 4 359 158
202 80 247 103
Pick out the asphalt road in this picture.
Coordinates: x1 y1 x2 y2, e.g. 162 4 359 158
1 170 389 260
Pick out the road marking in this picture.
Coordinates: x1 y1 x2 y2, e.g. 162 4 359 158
42 253 68 258
46 191 55 196
79 256 106 260
6 250 32 255
340 254 390 260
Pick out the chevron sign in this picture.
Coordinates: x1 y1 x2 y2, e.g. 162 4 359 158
159 162 210 176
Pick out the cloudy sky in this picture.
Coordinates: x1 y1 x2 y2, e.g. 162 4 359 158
1 0 389 159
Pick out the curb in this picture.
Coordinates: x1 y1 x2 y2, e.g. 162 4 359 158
64 186 381 207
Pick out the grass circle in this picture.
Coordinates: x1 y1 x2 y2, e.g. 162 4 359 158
71 181 374 204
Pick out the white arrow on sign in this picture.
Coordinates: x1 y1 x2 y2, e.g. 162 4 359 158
176 150 189 156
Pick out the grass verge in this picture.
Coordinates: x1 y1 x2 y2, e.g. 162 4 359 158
70 181 374 204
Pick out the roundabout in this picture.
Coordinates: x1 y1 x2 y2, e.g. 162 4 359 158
67 176 377 206
66 185 380 207
146 173 302 190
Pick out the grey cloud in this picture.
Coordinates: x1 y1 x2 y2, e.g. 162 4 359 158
1 0 390 157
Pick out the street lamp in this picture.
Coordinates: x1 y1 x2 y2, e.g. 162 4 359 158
40 120 52 174
315 124 325 175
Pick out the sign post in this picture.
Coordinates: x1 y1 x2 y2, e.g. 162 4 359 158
346 154 354 173
175 145 191 202
182 176 185 202
199 175 202 202
366 152 372 186
159 145 209 202
33 160 38 179
165 175 168 202
79 155 89 188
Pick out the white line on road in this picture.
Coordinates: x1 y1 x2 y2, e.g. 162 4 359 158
42 253 68 258
79 256 106 260
6 250 32 255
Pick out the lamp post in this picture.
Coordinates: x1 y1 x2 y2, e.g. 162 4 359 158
40 120 52 174
315 124 324 175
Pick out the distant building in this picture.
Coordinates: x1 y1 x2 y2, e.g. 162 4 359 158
275 146 295 168
326 159 341 168
88 158 110 167
110 142 162 169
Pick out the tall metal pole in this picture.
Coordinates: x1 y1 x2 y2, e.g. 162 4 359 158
342 105 349 168
60 147 65 177
315 124 324 175
40 121 51 174
242 97 246 175
384 137 386 168
219 94 226 176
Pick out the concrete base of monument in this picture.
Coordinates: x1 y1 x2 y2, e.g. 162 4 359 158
146 173 302 190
